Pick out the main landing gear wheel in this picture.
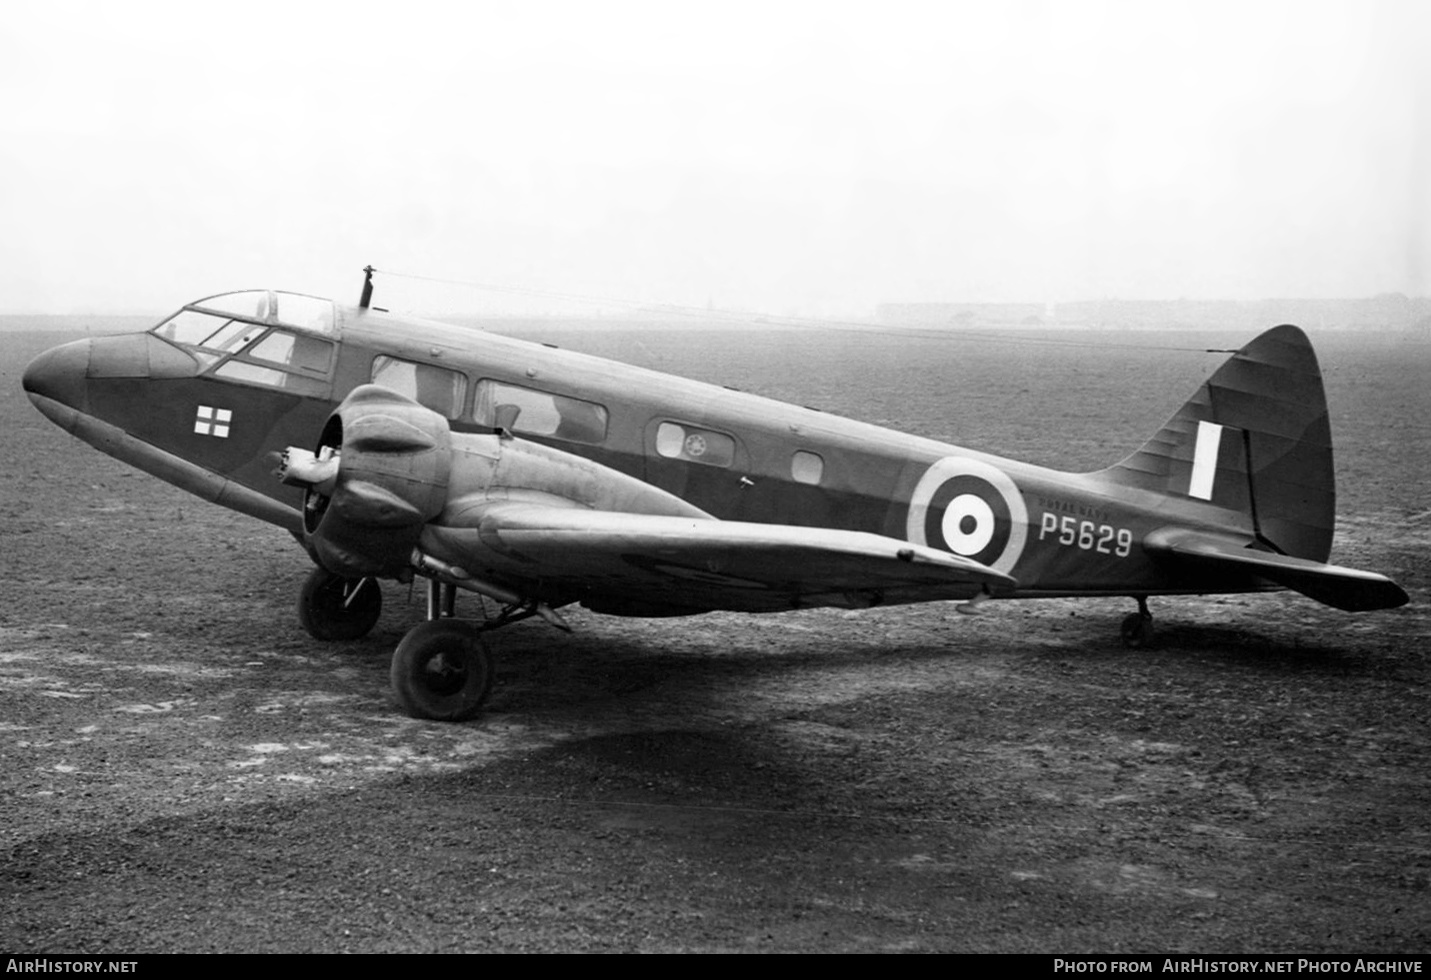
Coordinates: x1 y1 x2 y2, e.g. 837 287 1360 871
298 568 382 641
390 620 494 722
1120 597 1154 649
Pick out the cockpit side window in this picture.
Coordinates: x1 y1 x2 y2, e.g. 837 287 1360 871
212 361 290 389
270 293 335 334
151 311 265 365
201 319 264 353
205 328 335 396
250 330 333 375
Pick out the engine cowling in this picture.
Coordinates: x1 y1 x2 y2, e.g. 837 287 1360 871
280 385 452 578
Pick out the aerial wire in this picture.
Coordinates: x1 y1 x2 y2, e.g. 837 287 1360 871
370 267 1238 355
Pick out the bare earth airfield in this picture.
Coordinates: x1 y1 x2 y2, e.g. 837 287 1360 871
0 318 1427 953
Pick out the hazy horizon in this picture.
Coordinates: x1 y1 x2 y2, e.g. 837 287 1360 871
3 293 1427 335
2 284 1429 322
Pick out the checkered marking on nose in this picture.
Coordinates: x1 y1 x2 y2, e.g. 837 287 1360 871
194 406 232 438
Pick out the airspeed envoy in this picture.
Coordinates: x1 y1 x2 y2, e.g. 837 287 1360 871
22 282 1409 721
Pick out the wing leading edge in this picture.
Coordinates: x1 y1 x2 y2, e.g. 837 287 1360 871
1144 526 1409 612
421 502 1018 615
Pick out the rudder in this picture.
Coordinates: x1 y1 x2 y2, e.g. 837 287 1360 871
1100 324 1334 562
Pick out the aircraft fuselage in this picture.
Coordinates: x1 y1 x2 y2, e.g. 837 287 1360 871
22 291 1286 608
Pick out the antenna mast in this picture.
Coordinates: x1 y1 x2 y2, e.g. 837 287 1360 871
359 265 375 309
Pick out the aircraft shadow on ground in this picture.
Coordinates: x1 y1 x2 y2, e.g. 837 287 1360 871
311 598 1411 724
341 612 993 711
1149 621 1384 672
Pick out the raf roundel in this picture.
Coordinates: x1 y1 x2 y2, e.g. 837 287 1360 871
906 456 1029 575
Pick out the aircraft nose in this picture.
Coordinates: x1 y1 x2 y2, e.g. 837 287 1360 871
22 338 91 413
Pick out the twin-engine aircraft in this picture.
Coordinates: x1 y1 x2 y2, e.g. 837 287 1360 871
23 280 1408 721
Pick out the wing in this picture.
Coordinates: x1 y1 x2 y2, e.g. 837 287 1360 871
420 502 1017 615
1144 527 1409 612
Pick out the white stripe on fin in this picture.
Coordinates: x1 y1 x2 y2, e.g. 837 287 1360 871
1189 420 1223 500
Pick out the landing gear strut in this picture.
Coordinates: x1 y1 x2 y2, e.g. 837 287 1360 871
1120 595 1154 649
297 567 382 641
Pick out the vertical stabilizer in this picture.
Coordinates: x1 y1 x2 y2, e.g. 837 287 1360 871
1100 324 1334 561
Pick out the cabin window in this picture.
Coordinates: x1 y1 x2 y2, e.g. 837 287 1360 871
473 380 609 444
655 421 735 467
791 450 824 485
371 356 468 419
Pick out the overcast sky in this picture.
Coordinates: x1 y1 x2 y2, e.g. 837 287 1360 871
3 0 1427 315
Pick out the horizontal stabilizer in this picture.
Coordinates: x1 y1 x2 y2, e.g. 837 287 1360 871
423 503 1017 615
1144 527 1409 612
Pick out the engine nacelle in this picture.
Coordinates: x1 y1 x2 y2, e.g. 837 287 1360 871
281 384 714 584
280 385 452 578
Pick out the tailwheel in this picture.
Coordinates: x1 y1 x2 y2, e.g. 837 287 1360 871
298 567 382 640
1120 596 1154 649
390 620 494 722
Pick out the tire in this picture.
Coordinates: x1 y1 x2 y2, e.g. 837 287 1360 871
390 620 494 722
1120 612 1153 649
298 568 382 641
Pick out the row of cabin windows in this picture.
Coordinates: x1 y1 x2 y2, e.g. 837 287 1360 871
649 422 821 483
371 358 610 446
372 356 827 486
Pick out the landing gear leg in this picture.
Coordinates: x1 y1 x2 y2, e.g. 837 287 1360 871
1120 596 1154 649
425 578 457 621
956 586 992 616
297 567 382 641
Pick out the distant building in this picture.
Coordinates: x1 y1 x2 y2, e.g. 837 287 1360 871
876 296 1431 331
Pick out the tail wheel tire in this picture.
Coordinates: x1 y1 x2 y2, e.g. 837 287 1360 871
391 620 494 722
1120 612 1154 649
298 568 382 641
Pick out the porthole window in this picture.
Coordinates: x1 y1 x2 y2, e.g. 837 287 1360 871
655 422 735 467
791 450 824 485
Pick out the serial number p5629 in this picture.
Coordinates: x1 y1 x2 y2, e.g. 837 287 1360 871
1039 513 1132 557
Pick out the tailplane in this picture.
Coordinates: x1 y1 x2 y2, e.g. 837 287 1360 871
1100 324 1333 562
